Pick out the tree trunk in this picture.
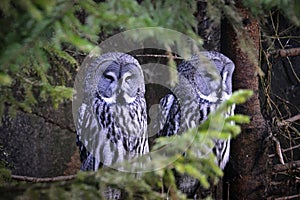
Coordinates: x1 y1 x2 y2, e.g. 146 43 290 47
221 2 268 199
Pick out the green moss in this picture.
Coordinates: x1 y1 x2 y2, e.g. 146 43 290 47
0 167 11 186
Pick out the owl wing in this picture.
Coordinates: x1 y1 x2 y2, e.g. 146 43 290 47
75 102 99 171
76 103 92 171
156 93 181 137
203 51 235 169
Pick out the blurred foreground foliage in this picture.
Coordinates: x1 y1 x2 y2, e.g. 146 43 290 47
0 0 198 118
1 0 299 118
0 90 252 199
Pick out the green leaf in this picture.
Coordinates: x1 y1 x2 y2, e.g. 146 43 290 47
223 123 242 137
227 89 253 105
0 168 11 186
0 73 12 85
225 114 250 124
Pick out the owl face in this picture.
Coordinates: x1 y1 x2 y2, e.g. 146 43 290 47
94 53 145 104
177 55 223 103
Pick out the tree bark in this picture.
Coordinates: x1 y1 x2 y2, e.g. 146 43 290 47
221 2 268 199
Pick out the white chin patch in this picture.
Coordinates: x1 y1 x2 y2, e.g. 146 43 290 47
197 91 219 102
124 93 136 103
198 90 231 103
102 94 116 103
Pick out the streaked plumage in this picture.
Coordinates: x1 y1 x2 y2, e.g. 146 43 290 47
156 51 235 196
75 52 148 172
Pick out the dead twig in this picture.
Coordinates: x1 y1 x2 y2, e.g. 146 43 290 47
272 136 285 164
277 114 300 127
273 160 300 173
270 47 300 58
269 143 300 158
135 54 184 60
11 174 77 183
274 193 300 200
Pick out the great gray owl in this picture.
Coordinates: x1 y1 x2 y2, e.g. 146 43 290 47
75 52 149 172
156 51 235 197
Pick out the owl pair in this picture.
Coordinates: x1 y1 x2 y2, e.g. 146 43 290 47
75 51 235 173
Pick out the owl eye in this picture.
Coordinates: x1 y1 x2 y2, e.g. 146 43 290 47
124 75 133 82
104 73 115 82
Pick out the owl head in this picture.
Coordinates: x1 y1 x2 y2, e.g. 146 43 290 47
177 52 234 103
84 52 145 104
177 53 222 103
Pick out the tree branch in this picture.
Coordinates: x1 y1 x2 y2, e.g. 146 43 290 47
277 114 300 127
272 136 285 164
274 194 300 200
270 47 300 58
135 54 184 60
11 174 77 183
273 160 300 173
269 143 300 158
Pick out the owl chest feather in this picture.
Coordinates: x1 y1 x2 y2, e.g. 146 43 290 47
93 95 148 163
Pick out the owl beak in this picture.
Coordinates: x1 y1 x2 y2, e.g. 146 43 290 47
116 87 126 105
